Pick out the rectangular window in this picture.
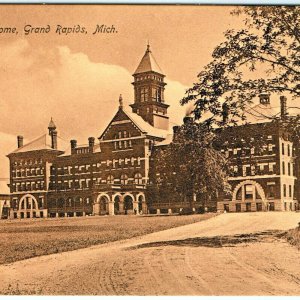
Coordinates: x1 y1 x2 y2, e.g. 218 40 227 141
288 163 291 176
245 184 254 199
268 185 275 198
282 143 285 155
288 144 290 156
282 162 285 175
283 184 287 197
289 185 292 197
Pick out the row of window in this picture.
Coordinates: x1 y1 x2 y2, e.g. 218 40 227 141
51 158 143 176
12 158 43 166
12 181 45 192
231 163 276 177
114 140 133 150
135 75 163 82
114 131 131 139
12 168 44 178
230 161 295 177
223 144 275 158
137 87 163 102
49 173 144 191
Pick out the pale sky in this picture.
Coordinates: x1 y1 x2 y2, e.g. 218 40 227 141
0 5 245 178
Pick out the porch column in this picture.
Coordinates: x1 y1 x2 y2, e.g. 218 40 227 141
157 209 161 215
168 208 172 214
108 201 115 216
252 185 256 202
65 212 68 217
133 201 139 214
93 203 100 216
241 185 245 202
56 212 59 218
73 212 77 217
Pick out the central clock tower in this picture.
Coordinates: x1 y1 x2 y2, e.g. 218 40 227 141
130 44 169 130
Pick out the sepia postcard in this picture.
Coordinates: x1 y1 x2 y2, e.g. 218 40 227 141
0 3 299 296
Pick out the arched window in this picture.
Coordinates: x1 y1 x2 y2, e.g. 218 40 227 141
134 173 143 184
107 175 114 184
121 174 128 185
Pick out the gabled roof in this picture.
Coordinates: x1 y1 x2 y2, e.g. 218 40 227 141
124 109 170 138
9 133 68 155
133 45 164 75
99 107 171 140
243 103 279 124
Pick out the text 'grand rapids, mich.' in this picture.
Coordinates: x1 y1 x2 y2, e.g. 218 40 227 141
0 24 118 35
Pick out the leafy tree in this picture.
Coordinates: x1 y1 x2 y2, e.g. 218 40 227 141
148 118 230 210
181 6 300 126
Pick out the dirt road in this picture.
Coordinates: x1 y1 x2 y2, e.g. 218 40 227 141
1 212 300 295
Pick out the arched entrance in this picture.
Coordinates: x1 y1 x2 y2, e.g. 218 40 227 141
100 197 108 215
19 194 39 218
232 180 267 211
124 194 134 215
96 193 110 215
113 194 122 215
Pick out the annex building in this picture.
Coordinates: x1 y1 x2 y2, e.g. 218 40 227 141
3 46 300 219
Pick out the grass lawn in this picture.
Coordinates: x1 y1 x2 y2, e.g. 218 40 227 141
0 213 217 264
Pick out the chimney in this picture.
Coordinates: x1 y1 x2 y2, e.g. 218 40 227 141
280 96 288 119
17 135 23 148
173 126 180 135
88 137 95 153
183 116 193 125
51 130 57 150
259 93 270 105
172 126 180 142
70 139 77 154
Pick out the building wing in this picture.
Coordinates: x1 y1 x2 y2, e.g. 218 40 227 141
8 133 68 155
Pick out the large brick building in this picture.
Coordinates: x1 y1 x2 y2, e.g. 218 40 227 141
7 45 171 219
216 94 299 212
5 46 300 219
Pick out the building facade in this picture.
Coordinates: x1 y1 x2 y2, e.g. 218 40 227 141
5 46 300 219
7 45 171 219
216 95 299 212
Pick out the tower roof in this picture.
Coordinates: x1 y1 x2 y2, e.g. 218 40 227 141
48 117 56 130
133 44 164 75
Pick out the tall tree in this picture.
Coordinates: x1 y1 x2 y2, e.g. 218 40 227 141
181 6 300 126
148 118 230 210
